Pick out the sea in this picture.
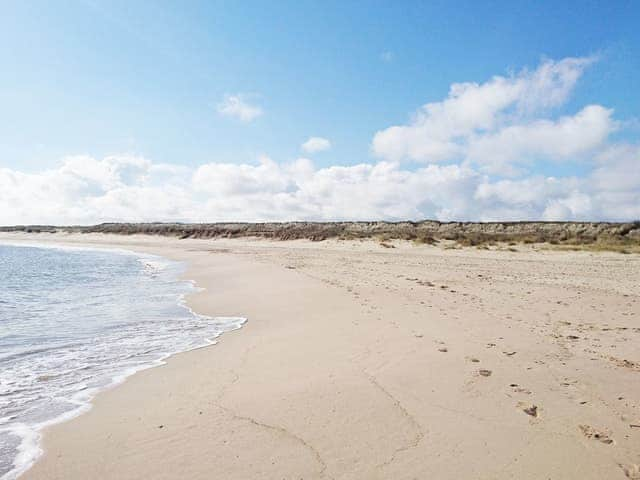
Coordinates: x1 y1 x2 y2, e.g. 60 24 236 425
0 242 245 479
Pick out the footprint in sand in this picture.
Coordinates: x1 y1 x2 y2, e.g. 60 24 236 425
619 464 640 480
518 403 538 417
579 425 615 445
620 464 640 480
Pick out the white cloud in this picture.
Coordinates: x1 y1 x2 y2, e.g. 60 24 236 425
217 94 263 122
587 144 640 220
1 148 638 225
474 176 588 220
301 137 332 153
591 143 640 192
2 57 637 225
467 105 616 175
372 56 604 174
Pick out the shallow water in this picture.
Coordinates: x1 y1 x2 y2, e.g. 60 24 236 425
0 243 245 479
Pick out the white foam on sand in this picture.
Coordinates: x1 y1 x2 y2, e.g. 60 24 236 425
0 242 246 479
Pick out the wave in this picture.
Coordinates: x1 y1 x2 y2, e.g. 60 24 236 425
0 243 246 479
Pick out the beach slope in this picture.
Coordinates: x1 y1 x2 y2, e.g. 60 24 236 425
3 233 639 480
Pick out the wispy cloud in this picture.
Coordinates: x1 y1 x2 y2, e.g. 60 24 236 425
217 94 263 122
301 137 331 153
380 51 394 63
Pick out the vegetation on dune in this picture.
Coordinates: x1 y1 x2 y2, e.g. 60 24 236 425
2 220 639 253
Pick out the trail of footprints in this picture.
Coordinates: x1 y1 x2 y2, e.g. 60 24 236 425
270 246 640 471
427 321 638 452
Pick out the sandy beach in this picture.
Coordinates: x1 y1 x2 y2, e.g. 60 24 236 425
2 232 639 480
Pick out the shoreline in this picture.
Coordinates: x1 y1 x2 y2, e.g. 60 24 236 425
1 232 639 479
0 239 246 480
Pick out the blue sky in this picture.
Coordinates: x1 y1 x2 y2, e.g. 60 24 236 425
0 1 639 224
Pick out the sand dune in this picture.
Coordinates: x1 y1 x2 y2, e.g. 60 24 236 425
2 220 639 247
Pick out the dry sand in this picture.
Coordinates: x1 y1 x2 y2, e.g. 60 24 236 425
2 232 640 479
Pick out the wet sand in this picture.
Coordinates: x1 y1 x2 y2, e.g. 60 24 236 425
3 232 639 479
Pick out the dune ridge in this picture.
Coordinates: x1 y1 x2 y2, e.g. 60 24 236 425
2 221 639 247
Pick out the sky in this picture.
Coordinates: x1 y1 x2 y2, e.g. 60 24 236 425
1 0 639 224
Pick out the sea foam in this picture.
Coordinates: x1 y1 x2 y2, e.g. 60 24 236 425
0 242 245 479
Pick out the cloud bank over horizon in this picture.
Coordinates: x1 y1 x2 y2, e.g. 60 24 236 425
1 57 638 225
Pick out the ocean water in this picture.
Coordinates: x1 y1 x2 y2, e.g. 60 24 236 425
0 243 245 479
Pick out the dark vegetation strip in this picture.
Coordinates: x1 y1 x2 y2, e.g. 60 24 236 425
2 221 639 250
